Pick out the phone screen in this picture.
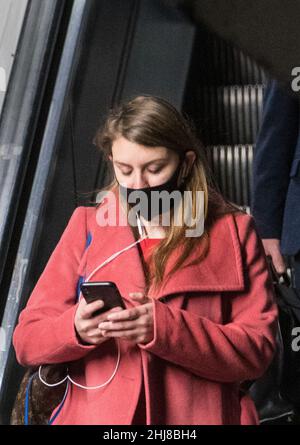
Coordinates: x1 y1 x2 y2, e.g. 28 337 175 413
80 281 126 315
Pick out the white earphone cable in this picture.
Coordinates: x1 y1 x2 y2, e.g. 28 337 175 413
39 211 147 391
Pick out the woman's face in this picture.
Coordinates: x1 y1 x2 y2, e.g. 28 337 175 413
110 136 193 189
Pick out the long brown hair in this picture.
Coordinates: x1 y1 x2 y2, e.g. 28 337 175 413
93 95 243 294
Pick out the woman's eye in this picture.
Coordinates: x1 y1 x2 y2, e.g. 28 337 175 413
121 168 163 175
148 168 163 174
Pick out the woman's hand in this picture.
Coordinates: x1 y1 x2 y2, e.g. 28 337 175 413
74 298 124 345
97 292 154 345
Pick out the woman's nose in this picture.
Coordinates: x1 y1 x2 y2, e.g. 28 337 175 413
129 172 149 189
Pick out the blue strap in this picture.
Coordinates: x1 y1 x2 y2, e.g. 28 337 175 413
76 231 92 302
24 231 92 425
47 381 70 425
86 231 92 248
76 275 86 303
24 371 38 425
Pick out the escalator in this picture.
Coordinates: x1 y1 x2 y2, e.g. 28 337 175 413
183 26 267 211
0 0 271 424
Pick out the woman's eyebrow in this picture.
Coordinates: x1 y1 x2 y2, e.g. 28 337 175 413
114 158 168 167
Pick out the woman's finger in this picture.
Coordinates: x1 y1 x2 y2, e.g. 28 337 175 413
129 292 150 304
106 303 151 321
101 328 141 340
80 299 104 320
100 327 153 344
85 328 107 338
98 317 149 332
106 307 139 322
89 307 124 329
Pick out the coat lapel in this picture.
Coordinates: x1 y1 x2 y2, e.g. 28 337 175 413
83 187 245 305
153 212 245 298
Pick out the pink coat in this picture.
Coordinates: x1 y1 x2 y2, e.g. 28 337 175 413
13 191 278 425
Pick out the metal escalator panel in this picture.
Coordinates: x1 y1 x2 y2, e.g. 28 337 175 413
120 0 196 109
197 85 264 146
194 26 266 87
183 24 265 212
0 0 29 116
181 0 300 86
207 144 253 208
0 0 69 313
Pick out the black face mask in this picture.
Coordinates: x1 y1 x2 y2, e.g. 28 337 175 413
118 158 186 221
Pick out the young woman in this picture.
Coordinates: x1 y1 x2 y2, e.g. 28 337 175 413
13 95 278 425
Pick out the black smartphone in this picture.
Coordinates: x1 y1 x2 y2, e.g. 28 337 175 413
80 281 126 316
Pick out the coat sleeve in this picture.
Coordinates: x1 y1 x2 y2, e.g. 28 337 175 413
138 214 278 383
13 207 98 367
251 78 299 239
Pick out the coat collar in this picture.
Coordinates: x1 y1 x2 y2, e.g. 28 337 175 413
84 187 245 302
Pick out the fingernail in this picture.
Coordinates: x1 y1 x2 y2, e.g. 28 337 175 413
107 314 116 320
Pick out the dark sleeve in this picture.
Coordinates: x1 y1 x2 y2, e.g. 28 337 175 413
251 78 299 238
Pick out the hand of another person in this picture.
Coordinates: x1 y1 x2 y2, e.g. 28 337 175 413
97 292 154 345
262 238 287 275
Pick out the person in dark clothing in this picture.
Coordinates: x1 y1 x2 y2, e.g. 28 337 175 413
251 78 300 289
